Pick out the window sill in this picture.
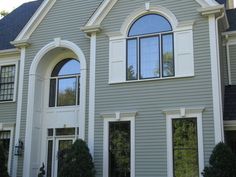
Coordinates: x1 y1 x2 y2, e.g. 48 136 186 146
45 105 80 111
109 75 194 85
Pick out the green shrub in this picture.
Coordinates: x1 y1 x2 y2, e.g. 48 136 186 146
0 143 9 177
58 139 95 177
202 142 236 177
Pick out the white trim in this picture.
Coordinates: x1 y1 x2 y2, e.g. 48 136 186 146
120 6 178 36
88 33 96 157
23 39 87 177
101 111 136 177
0 48 20 56
84 0 216 28
164 107 205 177
12 47 25 177
86 0 118 27
14 0 56 41
208 14 224 143
0 123 15 175
226 41 232 85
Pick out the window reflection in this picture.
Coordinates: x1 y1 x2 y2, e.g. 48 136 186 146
140 36 160 79
49 58 80 107
127 39 137 80
172 119 199 177
126 14 174 80
57 78 76 106
128 14 172 37
162 34 174 77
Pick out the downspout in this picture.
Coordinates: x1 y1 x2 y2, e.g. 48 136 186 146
225 34 232 85
215 11 225 142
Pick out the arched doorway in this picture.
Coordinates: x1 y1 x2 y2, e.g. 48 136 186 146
23 39 87 177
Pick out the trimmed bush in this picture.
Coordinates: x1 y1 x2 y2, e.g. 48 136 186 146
58 139 95 177
202 142 236 177
0 143 9 177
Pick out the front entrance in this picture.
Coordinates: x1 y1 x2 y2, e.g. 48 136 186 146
46 128 77 177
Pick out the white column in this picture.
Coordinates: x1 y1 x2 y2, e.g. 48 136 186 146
88 32 96 156
208 14 224 143
12 47 26 177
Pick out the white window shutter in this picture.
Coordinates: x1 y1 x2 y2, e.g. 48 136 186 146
109 37 126 83
174 30 194 77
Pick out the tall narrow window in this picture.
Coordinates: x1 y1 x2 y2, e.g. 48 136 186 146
172 118 199 177
109 121 130 177
0 131 11 170
127 14 174 80
0 65 15 101
49 59 80 107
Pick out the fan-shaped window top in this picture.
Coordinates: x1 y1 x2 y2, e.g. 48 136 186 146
51 59 80 77
128 14 172 37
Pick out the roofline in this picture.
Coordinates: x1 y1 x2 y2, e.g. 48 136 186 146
13 0 56 43
83 0 220 30
0 48 20 56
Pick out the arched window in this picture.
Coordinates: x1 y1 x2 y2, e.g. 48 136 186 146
49 58 80 107
126 14 174 80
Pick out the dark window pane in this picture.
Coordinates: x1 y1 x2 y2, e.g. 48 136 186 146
0 65 15 101
109 122 130 177
55 128 75 136
0 131 10 169
128 14 172 37
162 34 174 77
48 129 53 137
46 140 53 177
127 39 137 80
140 36 160 79
172 119 199 177
57 77 76 106
51 59 80 77
57 140 73 176
225 131 236 156
49 79 56 107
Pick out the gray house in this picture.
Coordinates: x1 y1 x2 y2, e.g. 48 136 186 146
0 0 235 176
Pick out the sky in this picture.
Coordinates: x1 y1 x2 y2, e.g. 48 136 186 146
0 0 34 12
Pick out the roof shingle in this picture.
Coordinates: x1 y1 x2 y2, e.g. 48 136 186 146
0 0 43 50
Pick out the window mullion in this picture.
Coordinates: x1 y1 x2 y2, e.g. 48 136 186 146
75 76 78 105
55 78 58 107
160 34 162 78
137 37 140 80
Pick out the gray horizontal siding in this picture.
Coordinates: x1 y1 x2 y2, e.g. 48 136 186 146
95 0 215 177
18 0 103 176
229 45 236 85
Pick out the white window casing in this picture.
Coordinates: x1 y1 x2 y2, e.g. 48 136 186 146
163 107 204 177
101 111 136 177
174 29 195 77
109 37 126 83
108 28 194 83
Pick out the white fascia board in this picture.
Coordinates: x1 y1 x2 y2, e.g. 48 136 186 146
85 0 118 27
14 0 56 41
0 48 20 57
84 0 218 29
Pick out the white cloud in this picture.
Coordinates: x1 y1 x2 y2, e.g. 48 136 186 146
0 0 34 12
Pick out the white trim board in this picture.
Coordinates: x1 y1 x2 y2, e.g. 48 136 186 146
101 111 136 177
14 0 56 42
163 107 205 177
84 0 218 28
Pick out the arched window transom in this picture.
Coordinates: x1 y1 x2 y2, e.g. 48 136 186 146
49 58 80 107
127 14 174 80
